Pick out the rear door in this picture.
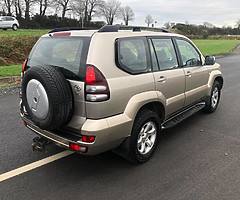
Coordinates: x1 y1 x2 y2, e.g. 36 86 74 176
27 36 91 130
149 37 186 117
174 38 209 106
5 16 14 28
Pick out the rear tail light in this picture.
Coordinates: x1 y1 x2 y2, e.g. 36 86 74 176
22 59 27 73
81 135 95 143
85 65 110 102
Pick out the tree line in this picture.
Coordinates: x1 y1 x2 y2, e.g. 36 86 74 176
0 0 135 28
172 23 240 38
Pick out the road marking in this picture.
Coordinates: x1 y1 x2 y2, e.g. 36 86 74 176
0 151 74 183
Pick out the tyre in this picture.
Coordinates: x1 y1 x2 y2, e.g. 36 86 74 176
204 81 221 113
22 66 73 130
12 24 18 31
118 109 161 164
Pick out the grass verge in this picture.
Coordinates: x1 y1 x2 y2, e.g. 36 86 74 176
193 39 240 55
0 65 21 77
0 29 49 37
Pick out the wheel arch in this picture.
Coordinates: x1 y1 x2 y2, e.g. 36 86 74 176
123 91 166 123
135 101 165 123
214 76 224 89
208 70 223 95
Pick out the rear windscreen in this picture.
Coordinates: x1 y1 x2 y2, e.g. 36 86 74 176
28 37 91 81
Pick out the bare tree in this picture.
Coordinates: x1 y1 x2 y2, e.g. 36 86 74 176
3 0 13 15
120 5 134 26
98 0 121 25
145 14 153 27
87 0 103 22
71 0 85 19
35 0 50 16
0 0 6 15
24 0 35 20
71 0 103 27
13 0 22 18
55 0 72 19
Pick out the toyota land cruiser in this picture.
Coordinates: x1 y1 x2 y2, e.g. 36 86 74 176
20 25 224 163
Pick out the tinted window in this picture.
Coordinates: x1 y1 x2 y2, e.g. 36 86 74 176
5 17 14 21
28 37 90 81
176 39 202 67
151 38 178 71
117 38 149 74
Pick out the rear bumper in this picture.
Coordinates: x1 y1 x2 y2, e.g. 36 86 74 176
21 113 133 155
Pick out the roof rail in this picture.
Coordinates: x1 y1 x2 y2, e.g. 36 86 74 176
98 25 171 33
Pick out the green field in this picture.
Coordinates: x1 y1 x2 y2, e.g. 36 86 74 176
193 39 240 56
0 29 240 78
0 65 21 77
0 29 49 37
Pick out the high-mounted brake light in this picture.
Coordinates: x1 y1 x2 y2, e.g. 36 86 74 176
52 32 71 37
85 65 110 102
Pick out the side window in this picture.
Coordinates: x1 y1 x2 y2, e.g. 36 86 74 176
5 17 14 21
151 38 178 71
176 39 202 67
117 38 149 74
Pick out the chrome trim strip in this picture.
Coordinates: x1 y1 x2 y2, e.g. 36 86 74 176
27 125 69 148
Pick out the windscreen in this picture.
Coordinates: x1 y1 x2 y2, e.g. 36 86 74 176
28 36 91 81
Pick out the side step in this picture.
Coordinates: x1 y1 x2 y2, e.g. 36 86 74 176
161 102 206 130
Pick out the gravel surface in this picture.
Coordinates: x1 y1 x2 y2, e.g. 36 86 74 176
0 85 20 96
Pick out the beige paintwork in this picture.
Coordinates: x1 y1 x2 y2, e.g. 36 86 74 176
25 30 223 155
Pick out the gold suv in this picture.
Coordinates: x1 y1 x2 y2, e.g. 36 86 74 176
20 25 223 163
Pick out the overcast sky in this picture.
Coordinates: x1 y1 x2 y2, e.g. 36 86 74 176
105 0 240 27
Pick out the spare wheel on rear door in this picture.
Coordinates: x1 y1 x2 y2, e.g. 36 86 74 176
21 65 73 131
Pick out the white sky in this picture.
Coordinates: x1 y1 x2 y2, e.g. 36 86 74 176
95 0 240 27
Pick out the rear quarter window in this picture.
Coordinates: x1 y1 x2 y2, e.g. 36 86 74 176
116 37 150 74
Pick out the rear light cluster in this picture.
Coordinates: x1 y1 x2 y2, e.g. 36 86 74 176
85 65 110 102
81 135 95 143
22 59 27 74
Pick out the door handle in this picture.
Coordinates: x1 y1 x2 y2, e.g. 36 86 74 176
157 76 167 83
186 71 192 77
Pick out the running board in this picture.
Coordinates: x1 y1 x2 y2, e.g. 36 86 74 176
161 102 206 130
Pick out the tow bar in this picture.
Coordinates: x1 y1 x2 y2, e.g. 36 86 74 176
32 137 52 152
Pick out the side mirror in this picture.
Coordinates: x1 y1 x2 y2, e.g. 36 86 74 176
205 56 216 65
